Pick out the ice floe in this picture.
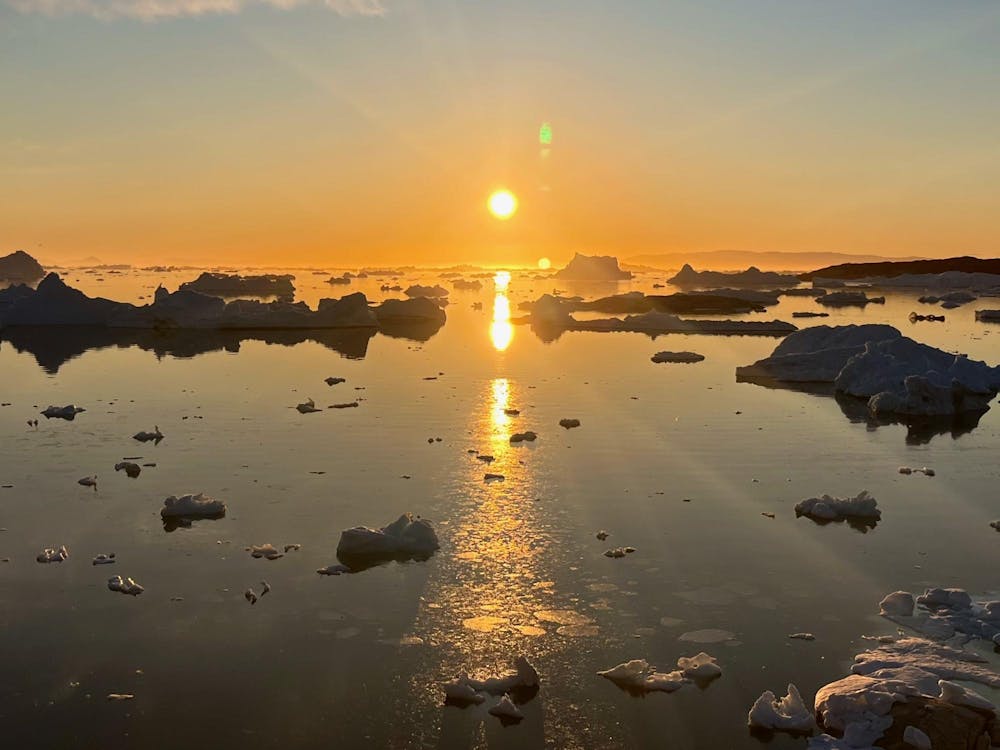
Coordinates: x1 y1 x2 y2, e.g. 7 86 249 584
132 426 163 443
42 404 85 420
115 461 141 478
598 652 721 694
36 546 69 563
92 553 116 565
738 324 1000 417
160 493 227 520
651 350 705 363
794 490 880 524
334 513 439 568
510 431 538 443
748 683 814 732
296 398 321 414
667 264 797 289
558 418 581 429
108 575 144 596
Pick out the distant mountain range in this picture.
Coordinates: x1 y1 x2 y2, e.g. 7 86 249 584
625 251 925 273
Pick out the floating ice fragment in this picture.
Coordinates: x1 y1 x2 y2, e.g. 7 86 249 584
748 683 815 731
248 544 283 560
595 530 609 540
604 547 635 558
296 398 321 414
108 575 143 595
937 679 995 712
115 461 141 478
92 553 116 565
324 377 346 386
78 475 97 489
651 351 705 364
558 418 581 429
677 652 721 679
160 493 226 520
795 490 880 523
42 404 85 420
36 545 69 563
510 431 538 443
789 632 815 641
132 426 163 443
334 513 439 567
107 693 134 701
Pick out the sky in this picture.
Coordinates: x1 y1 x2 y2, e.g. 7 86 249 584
1 0 999 268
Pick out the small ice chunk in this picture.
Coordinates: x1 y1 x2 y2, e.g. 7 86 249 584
484 473 505 482
160 493 226 519
108 575 143 596
36 545 69 563
937 679 995 712
794 490 880 522
296 398 321 414
107 693 134 701
879 591 915 617
603 547 635 558
650 351 705 364
747 683 815 732
324 377 346 386
245 588 257 604
115 461 141 478
677 652 721 679
510 431 538 443
902 726 931 749
132 426 163 442
788 633 815 641
41 404 85 420
597 660 687 693
78 475 97 488
596 530 609 541
248 544 284 560
92 553 116 565
316 563 351 576
898 466 913 475
488 695 524 721
558 418 581 429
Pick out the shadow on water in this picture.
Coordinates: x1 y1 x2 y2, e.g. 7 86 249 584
0 320 444 374
737 375 986 445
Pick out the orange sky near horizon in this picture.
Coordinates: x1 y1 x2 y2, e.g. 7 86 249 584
2 1 998 268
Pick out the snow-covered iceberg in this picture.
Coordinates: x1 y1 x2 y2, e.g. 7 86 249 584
737 324 1000 417
553 253 632 281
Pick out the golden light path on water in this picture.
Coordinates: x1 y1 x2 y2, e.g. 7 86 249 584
489 271 514 352
398 366 604 745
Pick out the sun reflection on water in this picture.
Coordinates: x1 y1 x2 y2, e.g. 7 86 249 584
489 271 514 352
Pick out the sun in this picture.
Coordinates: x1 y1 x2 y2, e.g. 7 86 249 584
537 257 551 270
488 189 518 220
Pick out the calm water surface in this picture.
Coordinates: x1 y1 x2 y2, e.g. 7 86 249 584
2 268 999 748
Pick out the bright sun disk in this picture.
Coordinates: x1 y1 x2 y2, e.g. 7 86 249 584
488 189 518 220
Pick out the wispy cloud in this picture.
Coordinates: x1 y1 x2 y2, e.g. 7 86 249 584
4 0 386 21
